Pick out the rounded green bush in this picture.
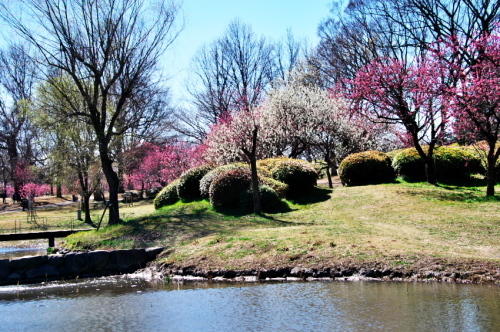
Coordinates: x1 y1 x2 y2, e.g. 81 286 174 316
239 185 283 212
436 146 482 181
391 148 426 182
199 163 249 198
270 159 318 197
209 168 252 209
154 179 180 209
177 164 215 202
257 157 289 173
261 177 288 198
391 146 482 182
338 150 395 186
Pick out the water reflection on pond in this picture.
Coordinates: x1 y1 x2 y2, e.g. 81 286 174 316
0 246 46 259
0 277 498 332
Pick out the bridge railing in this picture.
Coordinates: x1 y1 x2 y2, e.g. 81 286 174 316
0 212 135 234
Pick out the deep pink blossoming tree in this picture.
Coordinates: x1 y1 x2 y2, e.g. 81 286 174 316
438 32 500 195
347 56 450 184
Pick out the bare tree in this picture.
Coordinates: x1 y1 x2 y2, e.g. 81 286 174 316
318 0 500 81
0 44 38 195
180 20 306 141
2 0 181 225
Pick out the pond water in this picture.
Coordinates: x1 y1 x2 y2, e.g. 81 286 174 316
0 277 498 332
0 246 46 260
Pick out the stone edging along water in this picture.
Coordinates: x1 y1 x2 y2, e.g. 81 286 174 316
139 260 500 285
0 247 164 286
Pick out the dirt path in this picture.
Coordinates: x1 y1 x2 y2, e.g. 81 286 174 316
317 176 343 188
0 197 78 215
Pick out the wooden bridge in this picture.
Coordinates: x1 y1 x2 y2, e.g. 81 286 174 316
0 229 93 247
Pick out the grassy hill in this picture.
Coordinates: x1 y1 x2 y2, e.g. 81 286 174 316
64 180 499 280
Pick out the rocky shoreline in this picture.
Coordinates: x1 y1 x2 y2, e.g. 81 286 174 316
0 247 164 286
139 257 500 285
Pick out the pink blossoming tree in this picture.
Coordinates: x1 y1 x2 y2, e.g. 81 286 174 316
438 32 500 195
128 142 192 198
347 56 450 184
204 107 270 214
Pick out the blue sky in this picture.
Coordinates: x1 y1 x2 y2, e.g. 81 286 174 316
163 0 334 106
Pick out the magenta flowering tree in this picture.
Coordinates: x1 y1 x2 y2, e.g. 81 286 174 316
20 183 51 198
13 161 34 196
438 32 500 196
348 56 450 184
129 142 192 197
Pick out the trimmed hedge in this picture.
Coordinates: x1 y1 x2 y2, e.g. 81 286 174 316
391 148 426 182
177 164 215 202
268 158 318 197
261 177 288 198
338 150 395 186
209 168 252 209
257 157 290 173
154 179 180 209
391 146 482 182
199 163 249 198
239 185 282 212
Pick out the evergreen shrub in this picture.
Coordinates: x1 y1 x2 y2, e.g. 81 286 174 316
209 168 252 209
338 150 395 186
177 164 215 202
261 177 289 198
391 146 482 182
239 185 282 212
154 179 180 209
199 163 249 198
269 159 318 197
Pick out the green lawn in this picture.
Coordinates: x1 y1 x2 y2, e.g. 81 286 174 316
64 180 500 271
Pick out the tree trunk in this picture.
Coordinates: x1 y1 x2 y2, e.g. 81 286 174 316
424 159 437 185
7 137 20 193
326 167 333 188
117 167 126 194
101 156 121 225
250 156 261 214
486 147 498 197
414 142 437 185
82 194 93 225
248 126 261 215
56 184 63 198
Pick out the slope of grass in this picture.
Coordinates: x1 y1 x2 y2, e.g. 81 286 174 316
64 181 500 270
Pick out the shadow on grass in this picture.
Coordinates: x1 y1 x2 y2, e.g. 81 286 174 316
404 184 500 203
86 188 335 249
213 200 293 218
286 186 333 205
438 177 488 188
115 199 294 247
429 191 500 203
